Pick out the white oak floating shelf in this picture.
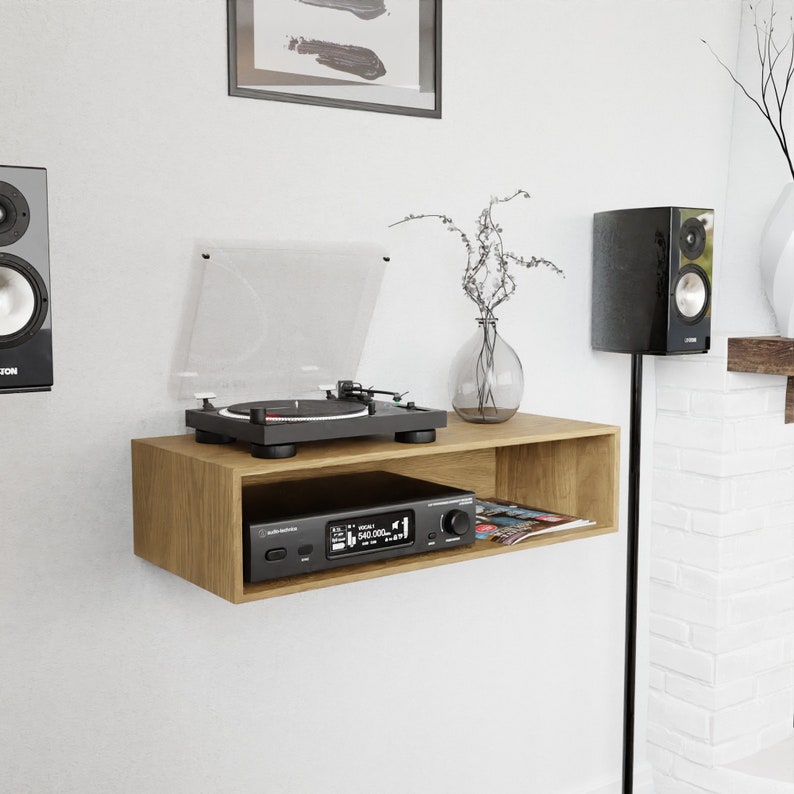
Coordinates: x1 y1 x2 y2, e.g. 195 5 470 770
131 413 621 603
727 336 794 423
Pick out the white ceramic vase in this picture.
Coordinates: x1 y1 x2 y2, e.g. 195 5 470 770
759 183 794 338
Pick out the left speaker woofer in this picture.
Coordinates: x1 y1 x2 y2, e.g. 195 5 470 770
0 255 48 347
0 181 31 246
673 264 709 322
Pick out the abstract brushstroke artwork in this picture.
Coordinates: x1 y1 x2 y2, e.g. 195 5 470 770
253 0 419 88
227 0 441 117
296 0 388 22
287 37 387 81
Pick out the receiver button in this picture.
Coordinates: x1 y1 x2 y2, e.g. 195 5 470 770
443 509 471 536
265 548 287 562
298 543 314 556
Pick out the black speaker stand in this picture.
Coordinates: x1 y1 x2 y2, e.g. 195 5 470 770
622 353 643 794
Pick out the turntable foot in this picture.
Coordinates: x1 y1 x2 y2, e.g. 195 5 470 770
251 442 297 459
394 429 436 444
195 429 235 444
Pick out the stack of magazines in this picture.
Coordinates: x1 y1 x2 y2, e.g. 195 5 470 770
476 498 596 545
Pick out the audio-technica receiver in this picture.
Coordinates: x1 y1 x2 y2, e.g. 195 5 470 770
243 471 477 583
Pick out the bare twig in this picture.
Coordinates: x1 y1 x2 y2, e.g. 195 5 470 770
703 0 794 180
389 190 563 318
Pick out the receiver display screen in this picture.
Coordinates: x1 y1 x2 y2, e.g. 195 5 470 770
326 510 415 559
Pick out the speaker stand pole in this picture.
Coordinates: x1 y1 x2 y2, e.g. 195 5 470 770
623 352 643 794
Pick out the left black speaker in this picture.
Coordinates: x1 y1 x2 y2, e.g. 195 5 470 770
0 165 52 393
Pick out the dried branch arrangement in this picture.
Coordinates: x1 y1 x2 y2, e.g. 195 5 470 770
390 190 563 321
703 0 794 179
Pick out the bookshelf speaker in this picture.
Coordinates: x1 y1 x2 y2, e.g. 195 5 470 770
0 165 52 392
592 206 714 355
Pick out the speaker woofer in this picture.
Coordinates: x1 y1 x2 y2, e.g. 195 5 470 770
0 181 31 247
0 255 48 348
673 264 709 323
679 216 707 260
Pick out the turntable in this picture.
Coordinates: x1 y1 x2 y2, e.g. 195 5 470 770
176 242 445 459
186 380 447 458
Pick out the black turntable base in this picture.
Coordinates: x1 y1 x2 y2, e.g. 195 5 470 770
185 380 447 459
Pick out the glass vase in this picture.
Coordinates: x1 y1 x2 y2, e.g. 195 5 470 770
448 318 524 423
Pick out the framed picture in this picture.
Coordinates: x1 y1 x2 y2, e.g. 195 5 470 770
227 0 441 118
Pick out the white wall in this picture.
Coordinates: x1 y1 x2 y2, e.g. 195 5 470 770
0 2 740 792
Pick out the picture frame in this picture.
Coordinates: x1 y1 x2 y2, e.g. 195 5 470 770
227 0 441 118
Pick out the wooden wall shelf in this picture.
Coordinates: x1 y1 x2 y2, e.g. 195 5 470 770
727 336 794 423
131 413 620 603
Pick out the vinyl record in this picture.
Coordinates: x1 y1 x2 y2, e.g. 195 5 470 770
220 398 369 423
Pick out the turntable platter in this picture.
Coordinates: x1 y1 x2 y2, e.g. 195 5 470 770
220 399 370 423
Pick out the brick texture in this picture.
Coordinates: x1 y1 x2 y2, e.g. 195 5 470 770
648 337 794 793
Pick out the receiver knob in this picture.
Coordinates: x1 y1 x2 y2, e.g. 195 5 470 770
443 509 470 536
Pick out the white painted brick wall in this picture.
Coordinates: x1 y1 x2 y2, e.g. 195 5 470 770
648 336 794 793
